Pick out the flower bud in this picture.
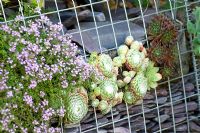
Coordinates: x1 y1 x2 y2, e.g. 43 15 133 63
94 87 101 96
113 56 123 67
125 36 134 46
130 41 142 51
117 80 126 88
117 45 129 56
98 100 108 111
123 76 132 84
92 99 99 108
122 71 129 77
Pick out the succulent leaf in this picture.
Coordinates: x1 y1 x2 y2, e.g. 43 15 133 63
98 100 109 111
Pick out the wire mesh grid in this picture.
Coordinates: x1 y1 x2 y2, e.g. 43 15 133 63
0 0 200 133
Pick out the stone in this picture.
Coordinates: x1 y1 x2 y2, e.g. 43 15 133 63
186 92 195 97
145 113 157 119
156 88 168 96
171 82 182 90
113 114 121 121
171 89 179 95
71 21 145 53
110 127 130 133
156 97 168 105
129 105 142 114
116 104 127 111
98 117 109 125
174 102 197 112
64 127 79 133
83 116 95 123
176 124 188 132
154 115 170 123
172 91 182 98
190 121 200 132
175 117 186 124
132 122 145 130
173 101 183 106
86 12 106 22
185 83 195 92
131 116 144 123
174 113 188 118
62 10 106 23
109 8 140 21
45 0 66 9
64 123 80 128
98 129 108 133
165 102 197 115
144 103 156 108
146 122 156 130
115 120 130 127
144 93 155 100
67 29 104 54
81 124 95 131
172 95 183 101
105 111 119 118
189 116 199 121
161 122 173 129
151 124 159 132
143 100 155 104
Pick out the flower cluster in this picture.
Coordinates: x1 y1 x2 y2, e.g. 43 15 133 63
0 15 94 132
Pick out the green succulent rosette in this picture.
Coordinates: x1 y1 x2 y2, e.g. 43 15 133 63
130 73 148 99
144 61 162 90
89 52 114 78
65 87 88 124
99 80 118 100
123 91 137 105
125 49 145 71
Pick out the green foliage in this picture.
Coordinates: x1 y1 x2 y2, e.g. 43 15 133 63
144 61 162 90
130 0 149 7
187 7 200 56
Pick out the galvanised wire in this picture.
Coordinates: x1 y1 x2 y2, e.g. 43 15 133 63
168 0 190 132
184 0 200 116
0 0 199 133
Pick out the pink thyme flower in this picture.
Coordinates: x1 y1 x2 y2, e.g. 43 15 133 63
29 80 37 89
39 91 45 97
57 106 65 117
42 108 55 121
6 91 13 98
23 93 33 107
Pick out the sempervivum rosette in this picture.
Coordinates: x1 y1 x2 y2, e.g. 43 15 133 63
89 52 115 78
89 79 123 114
113 36 162 105
130 73 148 99
64 87 88 124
